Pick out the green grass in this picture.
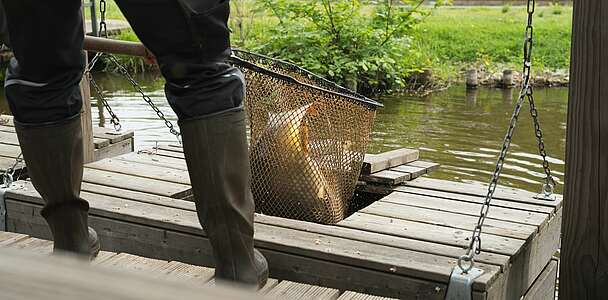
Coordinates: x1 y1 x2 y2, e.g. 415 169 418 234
412 6 572 78
87 2 573 84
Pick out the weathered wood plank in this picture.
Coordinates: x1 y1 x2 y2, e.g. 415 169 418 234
116 152 188 171
93 138 134 161
159 261 215 285
339 212 524 256
522 260 558 300
0 124 16 133
381 191 548 227
405 177 563 208
156 144 185 153
5 184 502 292
0 247 261 300
151 149 186 159
265 281 340 300
362 149 419 174
390 165 427 179
406 160 440 172
94 137 111 149
0 115 14 126
0 130 19 145
82 167 191 199
337 291 397 300
0 143 21 158
3 236 53 254
0 231 29 246
359 170 410 185
254 214 509 269
86 158 191 185
360 201 536 240
81 181 195 211
93 127 135 144
394 186 555 214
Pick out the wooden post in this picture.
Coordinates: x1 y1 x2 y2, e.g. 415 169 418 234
80 5 94 163
559 1 608 299
465 68 478 89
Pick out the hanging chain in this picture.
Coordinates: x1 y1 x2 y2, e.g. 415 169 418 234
457 0 556 274
99 0 108 38
106 54 181 140
1 153 23 188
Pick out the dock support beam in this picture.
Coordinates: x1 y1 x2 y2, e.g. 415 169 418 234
560 1 608 299
81 3 94 163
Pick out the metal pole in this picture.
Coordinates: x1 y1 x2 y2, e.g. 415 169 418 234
89 0 98 36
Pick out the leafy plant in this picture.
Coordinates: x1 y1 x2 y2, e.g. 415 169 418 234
252 0 446 95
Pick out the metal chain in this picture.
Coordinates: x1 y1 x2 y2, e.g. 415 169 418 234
99 0 108 38
86 56 123 132
457 0 556 273
1 153 23 188
106 54 181 139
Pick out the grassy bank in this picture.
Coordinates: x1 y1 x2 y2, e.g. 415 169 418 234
92 2 572 92
412 5 572 81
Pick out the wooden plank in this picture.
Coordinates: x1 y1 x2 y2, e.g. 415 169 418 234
156 144 185 154
82 167 191 199
81 181 195 211
0 115 14 126
93 138 133 161
254 214 509 269
151 149 185 159
259 279 280 294
390 165 426 179
159 261 215 284
0 143 21 158
86 158 191 185
339 212 524 256
522 260 558 300
0 248 262 300
3 199 468 299
360 200 537 240
337 291 397 300
406 160 440 172
93 127 135 144
0 125 16 133
360 170 410 185
265 281 340 300
94 137 111 149
4 236 53 254
0 231 29 246
362 149 419 174
381 191 548 227
394 186 555 214
0 130 19 145
116 152 188 171
405 177 563 208
4 185 502 292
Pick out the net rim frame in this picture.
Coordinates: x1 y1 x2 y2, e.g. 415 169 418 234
230 49 384 109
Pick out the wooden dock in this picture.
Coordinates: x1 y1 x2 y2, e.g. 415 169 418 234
1 144 561 299
0 231 401 300
0 115 134 176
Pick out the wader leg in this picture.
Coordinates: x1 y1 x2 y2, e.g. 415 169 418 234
115 0 268 287
2 0 99 259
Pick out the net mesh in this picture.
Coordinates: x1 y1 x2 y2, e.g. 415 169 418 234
231 50 382 224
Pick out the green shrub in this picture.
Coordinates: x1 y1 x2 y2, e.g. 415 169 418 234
502 4 510 14
251 0 446 95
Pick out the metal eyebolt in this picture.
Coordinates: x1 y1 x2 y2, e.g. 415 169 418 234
457 254 475 274
543 181 554 197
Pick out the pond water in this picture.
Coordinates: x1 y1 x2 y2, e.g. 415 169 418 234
0 73 568 193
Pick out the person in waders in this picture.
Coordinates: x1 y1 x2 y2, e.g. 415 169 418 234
0 0 268 289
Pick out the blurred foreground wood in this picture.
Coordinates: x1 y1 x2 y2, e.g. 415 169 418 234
0 246 261 300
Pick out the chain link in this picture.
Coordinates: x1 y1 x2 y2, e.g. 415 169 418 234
458 0 555 273
106 54 181 140
1 153 23 188
99 0 108 38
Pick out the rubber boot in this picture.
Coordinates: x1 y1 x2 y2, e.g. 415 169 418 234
180 109 269 289
15 115 100 260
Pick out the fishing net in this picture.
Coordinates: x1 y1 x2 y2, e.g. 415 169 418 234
231 50 382 224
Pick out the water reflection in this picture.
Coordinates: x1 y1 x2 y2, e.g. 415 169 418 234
370 86 567 193
0 73 568 193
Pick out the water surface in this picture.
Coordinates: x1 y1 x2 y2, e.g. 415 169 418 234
0 73 567 193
